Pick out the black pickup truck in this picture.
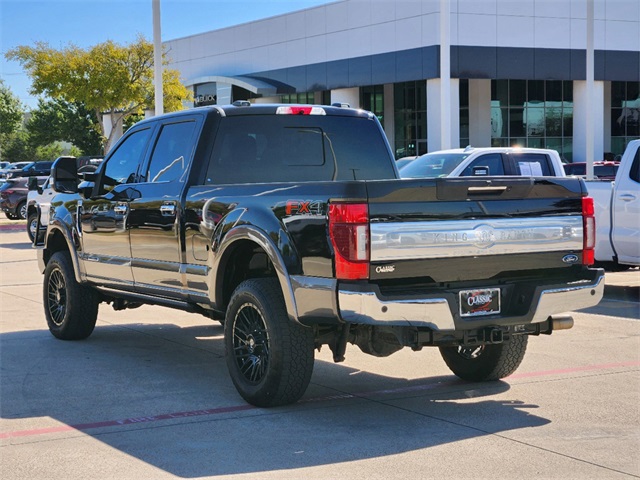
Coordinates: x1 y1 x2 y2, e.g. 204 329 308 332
37 103 604 407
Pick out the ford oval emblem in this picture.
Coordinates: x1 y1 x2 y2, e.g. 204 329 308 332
562 254 579 264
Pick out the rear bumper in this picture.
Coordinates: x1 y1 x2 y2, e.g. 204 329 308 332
337 269 605 331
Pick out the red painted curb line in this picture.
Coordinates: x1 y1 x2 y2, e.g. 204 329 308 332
0 224 26 232
1 360 638 440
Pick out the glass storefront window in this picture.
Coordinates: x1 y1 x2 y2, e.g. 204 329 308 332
459 79 469 147
361 85 384 125
610 81 640 157
394 80 427 158
491 80 574 161
281 92 315 104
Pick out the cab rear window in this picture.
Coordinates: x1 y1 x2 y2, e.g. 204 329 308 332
205 115 395 184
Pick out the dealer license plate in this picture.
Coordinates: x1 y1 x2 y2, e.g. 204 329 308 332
459 288 501 317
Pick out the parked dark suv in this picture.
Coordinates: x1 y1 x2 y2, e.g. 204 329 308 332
7 161 54 180
0 176 47 219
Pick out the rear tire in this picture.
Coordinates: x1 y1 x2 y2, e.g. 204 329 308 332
43 251 99 340
224 278 315 407
439 335 528 381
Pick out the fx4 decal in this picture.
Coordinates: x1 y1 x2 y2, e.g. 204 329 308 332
285 200 324 216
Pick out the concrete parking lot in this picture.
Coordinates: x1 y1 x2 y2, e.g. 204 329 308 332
1 227 638 479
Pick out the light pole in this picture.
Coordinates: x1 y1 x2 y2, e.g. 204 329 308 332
153 0 164 116
585 0 594 179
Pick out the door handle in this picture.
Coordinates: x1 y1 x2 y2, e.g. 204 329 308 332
114 204 128 215
619 194 636 202
160 204 176 216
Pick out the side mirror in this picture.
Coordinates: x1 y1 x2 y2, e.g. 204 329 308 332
77 180 95 199
51 156 79 194
28 176 39 191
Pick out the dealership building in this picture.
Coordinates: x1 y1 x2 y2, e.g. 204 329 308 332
165 0 640 162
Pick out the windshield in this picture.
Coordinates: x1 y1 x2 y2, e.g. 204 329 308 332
399 153 469 178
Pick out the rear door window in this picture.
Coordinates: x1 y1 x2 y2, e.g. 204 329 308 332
145 121 197 183
630 148 640 183
510 153 552 176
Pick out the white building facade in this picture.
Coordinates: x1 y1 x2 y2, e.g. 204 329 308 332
165 0 640 162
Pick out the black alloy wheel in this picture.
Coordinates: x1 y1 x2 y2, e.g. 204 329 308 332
224 278 315 407
43 251 99 340
232 302 271 384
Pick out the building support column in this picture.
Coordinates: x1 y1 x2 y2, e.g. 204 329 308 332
102 113 123 153
331 88 360 108
383 84 395 149
468 79 492 147
217 82 232 105
574 80 604 163
427 78 460 152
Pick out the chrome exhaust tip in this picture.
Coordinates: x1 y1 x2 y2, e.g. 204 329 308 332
551 315 574 331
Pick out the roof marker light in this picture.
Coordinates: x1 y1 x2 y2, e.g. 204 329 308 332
276 106 326 115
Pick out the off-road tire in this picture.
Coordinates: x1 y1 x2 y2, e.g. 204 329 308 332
224 278 315 407
439 335 528 381
43 251 99 340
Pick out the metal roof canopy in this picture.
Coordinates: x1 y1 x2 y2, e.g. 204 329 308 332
186 75 293 96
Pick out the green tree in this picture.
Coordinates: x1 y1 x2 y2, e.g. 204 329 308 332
0 80 26 161
2 129 36 163
0 79 23 137
7 35 193 153
35 142 64 160
27 98 103 155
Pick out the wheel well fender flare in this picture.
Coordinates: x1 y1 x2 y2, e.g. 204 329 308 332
44 220 83 284
212 225 299 323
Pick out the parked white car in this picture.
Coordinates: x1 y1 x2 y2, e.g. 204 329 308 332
586 140 640 268
399 147 566 178
26 176 54 242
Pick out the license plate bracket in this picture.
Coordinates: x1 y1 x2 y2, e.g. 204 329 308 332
459 288 501 317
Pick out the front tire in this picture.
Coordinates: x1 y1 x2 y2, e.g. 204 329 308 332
439 335 528 382
27 212 38 242
17 201 27 220
43 251 99 340
224 278 315 407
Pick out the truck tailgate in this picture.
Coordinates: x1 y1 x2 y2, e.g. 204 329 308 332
366 177 587 283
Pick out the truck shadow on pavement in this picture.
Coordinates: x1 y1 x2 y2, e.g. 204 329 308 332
1 322 551 478
0 242 33 250
578 284 639 319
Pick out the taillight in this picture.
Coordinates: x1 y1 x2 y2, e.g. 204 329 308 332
328 202 369 280
582 196 595 265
